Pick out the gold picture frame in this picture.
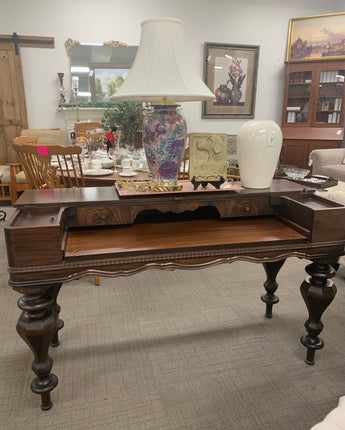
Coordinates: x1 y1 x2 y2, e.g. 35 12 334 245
287 12 345 62
202 43 259 119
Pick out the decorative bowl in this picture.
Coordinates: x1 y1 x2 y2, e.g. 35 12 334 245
283 167 310 179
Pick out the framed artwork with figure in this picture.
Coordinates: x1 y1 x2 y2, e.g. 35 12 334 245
202 43 260 119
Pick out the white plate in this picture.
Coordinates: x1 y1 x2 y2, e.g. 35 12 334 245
84 169 114 176
119 171 138 177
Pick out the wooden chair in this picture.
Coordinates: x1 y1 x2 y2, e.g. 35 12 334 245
9 136 39 204
12 139 100 285
178 134 190 180
85 131 106 153
227 165 240 181
74 122 102 140
12 140 85 189
178 145 190 180
10 133 66 204
0 184 11 201
0 162 16 203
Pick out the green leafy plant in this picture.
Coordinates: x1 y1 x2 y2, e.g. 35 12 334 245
102 102 146 148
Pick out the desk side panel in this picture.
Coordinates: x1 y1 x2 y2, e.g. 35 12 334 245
4 208 64 266
271 194 345 242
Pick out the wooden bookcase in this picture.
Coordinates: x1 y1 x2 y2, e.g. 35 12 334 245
281 60 345 168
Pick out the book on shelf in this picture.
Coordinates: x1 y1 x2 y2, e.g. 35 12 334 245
321 101 330 111
326 112 339 123
286 111 296 123
320 70 338 83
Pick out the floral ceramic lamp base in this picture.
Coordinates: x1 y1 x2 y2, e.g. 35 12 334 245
143 103 187 191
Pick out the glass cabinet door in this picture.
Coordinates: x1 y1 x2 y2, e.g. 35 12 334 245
316 69 344 125
286 71 312 124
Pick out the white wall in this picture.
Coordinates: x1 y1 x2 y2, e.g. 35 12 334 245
0 0 340 136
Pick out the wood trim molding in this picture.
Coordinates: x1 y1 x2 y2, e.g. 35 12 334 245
0 33 54 54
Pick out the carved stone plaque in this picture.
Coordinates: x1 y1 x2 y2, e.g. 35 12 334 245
189 133 228 182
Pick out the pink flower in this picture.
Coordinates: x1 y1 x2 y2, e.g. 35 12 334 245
229 58 243 79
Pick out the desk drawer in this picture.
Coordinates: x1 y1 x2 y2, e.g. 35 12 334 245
227 199 261 216
76 206 132 226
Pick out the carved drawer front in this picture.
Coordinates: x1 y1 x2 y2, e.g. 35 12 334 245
76 207 132 226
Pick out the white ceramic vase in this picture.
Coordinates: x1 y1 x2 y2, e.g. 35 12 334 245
237 120 282 189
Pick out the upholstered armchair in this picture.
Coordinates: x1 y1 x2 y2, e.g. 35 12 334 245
309 148 345 182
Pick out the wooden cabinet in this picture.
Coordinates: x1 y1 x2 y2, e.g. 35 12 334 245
282 61 345 127
280 126 344 168
281 61 345 168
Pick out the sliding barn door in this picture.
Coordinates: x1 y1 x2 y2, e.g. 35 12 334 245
0 42 28 164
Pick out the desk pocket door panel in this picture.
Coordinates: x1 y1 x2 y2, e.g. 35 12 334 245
271 194 345 243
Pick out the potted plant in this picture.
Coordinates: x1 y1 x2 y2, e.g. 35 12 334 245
102 102 146 149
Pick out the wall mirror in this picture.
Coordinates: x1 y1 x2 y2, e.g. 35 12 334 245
66 39 138 105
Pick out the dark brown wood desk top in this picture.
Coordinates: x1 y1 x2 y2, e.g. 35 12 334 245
13 178 311 206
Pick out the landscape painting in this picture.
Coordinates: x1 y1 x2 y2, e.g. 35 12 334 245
287 12 345 61
93 67 130 102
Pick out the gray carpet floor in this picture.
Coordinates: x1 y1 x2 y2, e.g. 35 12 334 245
1 202 345 430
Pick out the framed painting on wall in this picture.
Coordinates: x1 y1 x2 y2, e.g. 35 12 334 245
287 12 345 62
202 43 259 119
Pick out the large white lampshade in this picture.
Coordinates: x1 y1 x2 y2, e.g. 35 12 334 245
111 17 215 102
111 17 214 190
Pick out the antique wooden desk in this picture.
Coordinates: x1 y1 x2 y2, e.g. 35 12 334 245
4 179 345 410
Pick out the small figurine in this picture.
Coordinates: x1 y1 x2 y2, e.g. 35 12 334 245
105 126 118 152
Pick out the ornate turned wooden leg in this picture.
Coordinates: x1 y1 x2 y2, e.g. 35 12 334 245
16 289 59 410
261 259 286 318
300 262 337 365
49 284 64 347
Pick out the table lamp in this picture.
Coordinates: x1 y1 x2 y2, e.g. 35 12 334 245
111 17 215 190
